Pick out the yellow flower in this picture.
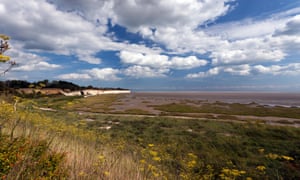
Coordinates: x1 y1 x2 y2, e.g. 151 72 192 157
188 153 197 159
266 153 279 160
258 148 264 154
148 144 155 147
153 156 161 161
104 171 110 176
256 165 266 171
281 155 294 161
140 159 146 164
98 155 105 163
152 172 160 177
240 170 246 174
221 168 230 174
232 169 241 176
149 150 158 157
187 160 197 168
78 171 85 176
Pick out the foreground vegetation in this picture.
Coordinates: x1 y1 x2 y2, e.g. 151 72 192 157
0 94 300 179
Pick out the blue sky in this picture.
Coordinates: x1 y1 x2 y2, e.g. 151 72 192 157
0 0 300 91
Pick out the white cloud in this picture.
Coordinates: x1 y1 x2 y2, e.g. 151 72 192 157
254 63 300 75
119 51 207 70
112 0 234 32
187 63 300 79
57 68 121 81
84 68 121 81
57 73 91 80
223 64 251 76
186 67 221 78
205 18 287 40
5 46 61 72
274 15 300 36
0 0 161 65
170 56 207 70
119 51 169 69
1 0 300 84
210 38 286 65
123 65 169 78
14 61 61 71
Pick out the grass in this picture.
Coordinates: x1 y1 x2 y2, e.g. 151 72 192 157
154 102 300 119
1 94 300 179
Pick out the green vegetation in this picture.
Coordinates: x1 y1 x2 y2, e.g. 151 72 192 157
0 94 300 179
154 102 300 119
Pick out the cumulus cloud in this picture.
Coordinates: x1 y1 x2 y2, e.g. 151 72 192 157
57 68 121 81
13 62 60 72
119 51 207 70
1 0 300 84
186 67 221 78
210 38 286 65
170 56 208 70
57 73 91 80
112 0 234 32
84 68 121 81
123 65 169 78
187 63 300 79
254 63 300 75
0 0 161 65
5 45 61 72
223 64 251 76
119 51 169 68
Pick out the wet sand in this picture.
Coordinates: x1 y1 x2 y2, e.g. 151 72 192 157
132 92 300 107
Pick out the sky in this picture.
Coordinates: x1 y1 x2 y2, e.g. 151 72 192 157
0 0 300 91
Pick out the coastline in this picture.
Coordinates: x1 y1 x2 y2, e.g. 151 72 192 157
129 91 300 107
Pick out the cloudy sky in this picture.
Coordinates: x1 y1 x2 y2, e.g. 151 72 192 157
1 0 300 91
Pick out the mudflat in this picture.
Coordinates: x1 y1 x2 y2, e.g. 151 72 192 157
133 92 300 106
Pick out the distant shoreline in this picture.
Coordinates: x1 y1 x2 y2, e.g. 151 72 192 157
129 91 300 107
132 90 300 94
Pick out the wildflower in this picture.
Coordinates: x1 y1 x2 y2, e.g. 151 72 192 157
221 168 230 174
240 170 246 174
98 155 105 163
153 156 161 161
152 171 160 177
258 148 264 154
281 155 294 161
78 171 85 176
148 144 155 147
140 159 146 164
188 153 197 159
187 160 197 168
149 150 158 157
232 169 241 176
256 165 266 171
266 153 279 160
104 171 110 176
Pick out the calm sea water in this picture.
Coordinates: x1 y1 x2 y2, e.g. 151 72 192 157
134 92 300 107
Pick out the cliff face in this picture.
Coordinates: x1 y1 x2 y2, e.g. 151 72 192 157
60 89 131 97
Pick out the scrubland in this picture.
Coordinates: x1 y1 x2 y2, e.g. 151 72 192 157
0 94 300 179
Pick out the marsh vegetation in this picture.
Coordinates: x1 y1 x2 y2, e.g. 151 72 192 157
1 93 300 179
